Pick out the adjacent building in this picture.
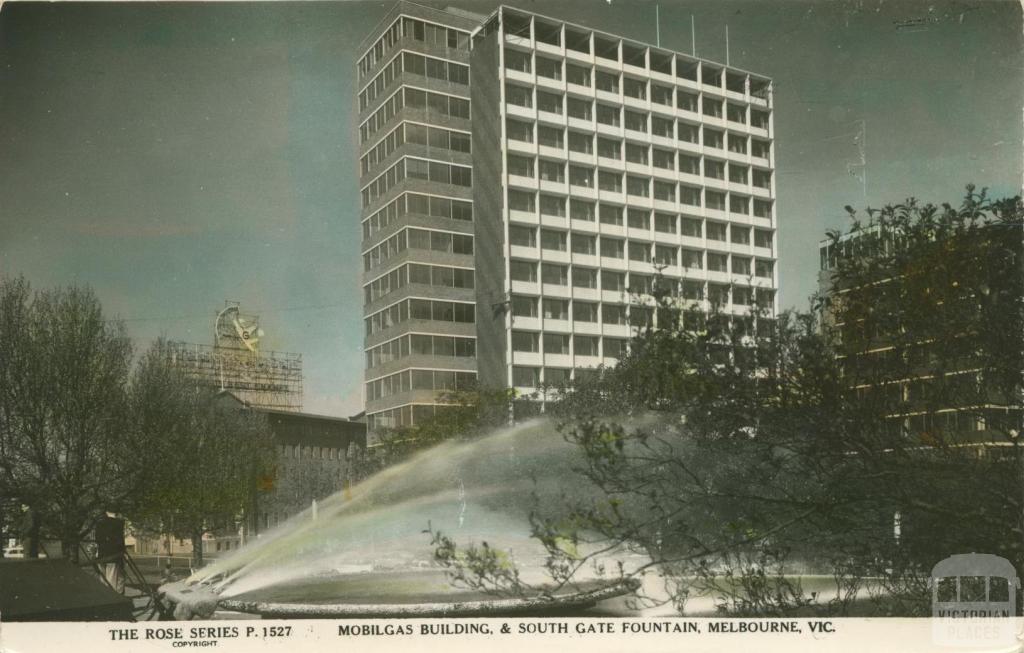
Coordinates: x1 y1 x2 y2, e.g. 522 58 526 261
358 3 483 434
357 3 778 436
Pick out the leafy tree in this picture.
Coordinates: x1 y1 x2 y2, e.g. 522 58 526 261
128 341 275 567
430 187 1023 617
0 276 134 560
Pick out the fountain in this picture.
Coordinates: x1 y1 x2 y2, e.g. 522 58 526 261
160 419 645 619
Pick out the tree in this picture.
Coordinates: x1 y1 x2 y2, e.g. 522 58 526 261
128 341 275 568
0 276 135 560
430 187 1024 617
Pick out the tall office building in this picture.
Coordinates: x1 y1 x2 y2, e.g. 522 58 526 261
357 3 483 434
470 7 778 398
357 3 778 435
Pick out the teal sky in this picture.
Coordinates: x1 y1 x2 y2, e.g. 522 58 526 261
1 0 1020 417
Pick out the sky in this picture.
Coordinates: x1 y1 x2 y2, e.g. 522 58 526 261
0 0 1021 417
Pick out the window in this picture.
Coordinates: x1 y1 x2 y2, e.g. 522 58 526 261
727 103 746 123
600 237 624 258
680 186 701 206
753 169 772 189
543 298 569 319
511 294 538 316
513 366 540 387
706 191 726 211
680 217 701 237
655 213 677 234
596 104 620 127
597 138 621 159
596 71 619 93
604 337 627 359
508 155 535 178
681 280 704 300
627 209 649 230
569 165 594 188
506 84 532 108
729 164 749 184
505 50 532 73
538 125 564 149
651 116 674 138
509 189 535 212
536 57 562 80
677 91 698 112
702 97 722 117
506 119 533 143
537 91 563 114
624 110 647 133
570 199 595 221
573 301 598 322
703 128 724 149
598 171 622 192
510 260 537 282
599 203 623 225
539 160 565 183
568 132 593 154
654 245 677 266
567 64 591 86
623 77 646 99
752 139 771 159
541 229 567 251
681 249 703 269
728 134 748 154
626 176 649 197
541 263 568 285
602 304 627 325
601 271 625 291
567 97 592 121
704 159 724 180
707 222 727 241
543 333 570 354
653 149 675 170
754 229 773 249
571 233 596 255
625 143 648 165
628 241 650 262
574 335 599 356
729 195 750 215
651 84 673 106
754 199 773 218
708 252 728 272
512 331 539 352
539 194 565 217
732 256 751 275
546 368 570 385
755 259 774 278
509 224 536 247
678 122 699 143
751 110 770 129
654 181 676 202
572 266 597 288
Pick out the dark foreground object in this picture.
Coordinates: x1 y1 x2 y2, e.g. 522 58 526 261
0 558 134 621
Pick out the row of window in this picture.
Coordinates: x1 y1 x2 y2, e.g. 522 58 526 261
499 16 769 98
360 51 470 111
366 298 476 336
364 262 475 304
507 154 771 191
367 403 458 431
506 187 773 218
503 80 767 127
366 333 476 369
359 16 469 82
510 365 602 388
510 219 771 245
360 87 471 144
367 368 478 402
505 117 770 158
361 122 471 177
362 192 473 241
363 226 474 271
508 259 773 289
278 444 344 461
362 156 472 208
